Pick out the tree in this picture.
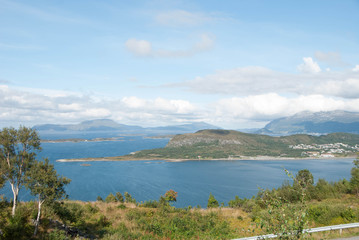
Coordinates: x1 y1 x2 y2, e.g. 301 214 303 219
0 174 4 189
258 169 309 239
124 192 136 203
25 158 71 236
115 192 124 203
0 126 41 216
165 189 177 202
350 159 359 195
295 169 314 188
207 193 219 208
105 193 116 203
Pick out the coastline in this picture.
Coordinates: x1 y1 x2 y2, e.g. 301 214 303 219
56 155 356 163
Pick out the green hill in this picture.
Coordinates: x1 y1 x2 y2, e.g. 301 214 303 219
120 130 359 160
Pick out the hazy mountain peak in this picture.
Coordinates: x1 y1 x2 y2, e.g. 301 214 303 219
260 110 359 135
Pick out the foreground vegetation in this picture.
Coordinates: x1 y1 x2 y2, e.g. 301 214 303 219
1 160 359 239
2 127 359 239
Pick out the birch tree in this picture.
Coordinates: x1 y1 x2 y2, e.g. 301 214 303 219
25 158 71 236
0 126 41 216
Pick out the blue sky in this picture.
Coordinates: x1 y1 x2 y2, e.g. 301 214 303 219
1 0 359 129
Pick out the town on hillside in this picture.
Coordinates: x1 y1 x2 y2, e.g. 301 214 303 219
289 143 359 158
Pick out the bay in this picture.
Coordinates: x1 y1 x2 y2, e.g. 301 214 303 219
0 135 355 208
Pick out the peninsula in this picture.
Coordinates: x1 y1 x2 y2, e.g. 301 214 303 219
56 130 359 162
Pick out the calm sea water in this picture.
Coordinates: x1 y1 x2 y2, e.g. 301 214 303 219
0 133 355 208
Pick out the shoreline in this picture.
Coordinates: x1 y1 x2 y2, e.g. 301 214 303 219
56 155 356 163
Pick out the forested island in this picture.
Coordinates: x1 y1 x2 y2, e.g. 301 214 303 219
58 130 359 162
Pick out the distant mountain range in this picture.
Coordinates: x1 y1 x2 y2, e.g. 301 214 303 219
33 119 221 136
34 110 359 137
256 110 359 135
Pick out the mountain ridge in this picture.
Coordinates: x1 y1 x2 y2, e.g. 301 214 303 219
33 119 221 135
257 110 359 135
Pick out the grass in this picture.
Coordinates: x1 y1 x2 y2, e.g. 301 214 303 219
2 197 359 239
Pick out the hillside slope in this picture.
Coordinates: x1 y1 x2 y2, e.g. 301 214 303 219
258 111 359 135
126 130 359 159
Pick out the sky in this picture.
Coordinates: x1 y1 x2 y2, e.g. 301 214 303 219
1 0 359 129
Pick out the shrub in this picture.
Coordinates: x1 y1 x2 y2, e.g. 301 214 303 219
207 193 219 208
117 204 126 209
124 192 136 204
115 192 124 203
105 193 116 203
46 229 70 240
140 200 160 208
165 189 178 202
2 208 33 240
228 195 243 208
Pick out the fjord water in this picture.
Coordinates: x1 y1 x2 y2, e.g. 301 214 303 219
0 133 355 208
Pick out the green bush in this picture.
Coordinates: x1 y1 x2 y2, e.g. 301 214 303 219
341 207 356 222
105 193 116 203
84 203 99 214
207 193 219 208
228 195 243 208
117 204 126 209
124 192 136 204
115 192 124 203
2 208 33 240
46 229 70 240
139 200 161 208
53 202 84 225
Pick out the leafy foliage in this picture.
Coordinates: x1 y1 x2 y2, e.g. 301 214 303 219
0 126 41 216
257 170 309 239
165 189 177 202
350 159 359 194
115 192 124 203
124 192 136 203
207 193 219 208
105 193 116 203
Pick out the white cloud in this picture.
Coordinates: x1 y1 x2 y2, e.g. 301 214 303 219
353 65 359 72
194 33 214 51
175 64 359 98
121 96 195 114
297 57 321 73
125 33 215 58
0 85 198 127
211 93 358 123
317 78 359 98
1 84 359 129
125 39 152 57
179 66 289 95
314 51 346 67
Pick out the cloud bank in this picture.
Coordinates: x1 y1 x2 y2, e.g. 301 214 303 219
1 55 359 129
177 62 359 99
125 33 215 58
